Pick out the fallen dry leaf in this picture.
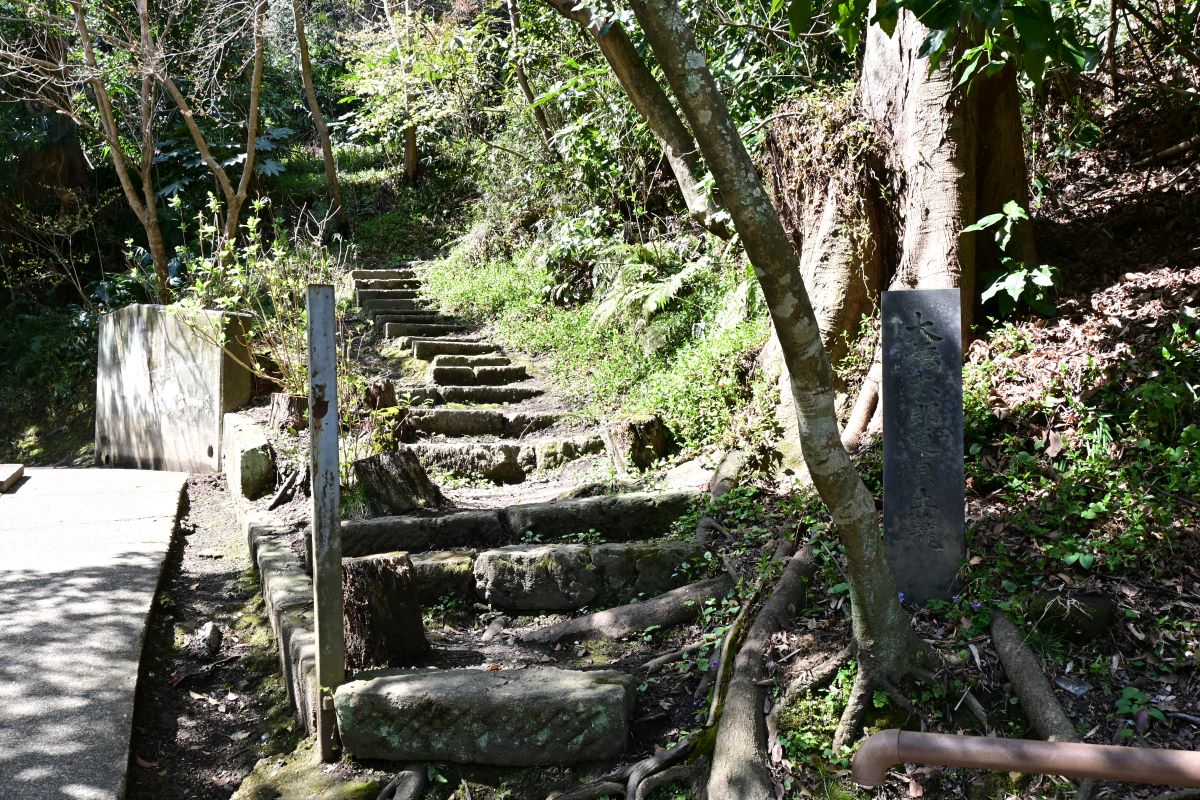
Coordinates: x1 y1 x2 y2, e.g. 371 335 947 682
135 755 157 769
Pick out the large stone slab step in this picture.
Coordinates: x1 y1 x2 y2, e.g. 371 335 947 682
361 298 428 316
335 667 634 765
412 339 499 360
341 490 699 557
438 385 543 404
354 278 420 291
474 539 705 610
430 354 511 368
373 314 459 330
408 434 605 483
384 322 470 338
350 268 416 281
429 364 529 386
405 408 559 437
358 288 421 302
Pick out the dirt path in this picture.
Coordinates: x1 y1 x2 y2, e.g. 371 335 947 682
125 475 300 799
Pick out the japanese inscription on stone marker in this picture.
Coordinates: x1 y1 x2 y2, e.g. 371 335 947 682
881 288 964 603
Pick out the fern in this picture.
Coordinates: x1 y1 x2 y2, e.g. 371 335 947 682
592 256 713 326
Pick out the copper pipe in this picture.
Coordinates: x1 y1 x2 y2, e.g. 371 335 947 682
854 730 1200 788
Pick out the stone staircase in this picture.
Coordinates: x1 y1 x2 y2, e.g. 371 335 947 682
252 264 726 776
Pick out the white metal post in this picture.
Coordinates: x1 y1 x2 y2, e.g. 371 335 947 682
306 284 344 762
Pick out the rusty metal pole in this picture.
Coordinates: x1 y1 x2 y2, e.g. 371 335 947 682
854 730 1200 788
307 284 344 762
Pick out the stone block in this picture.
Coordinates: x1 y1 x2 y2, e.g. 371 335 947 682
591 540 705 601
335 667 635 765
474 544 601 610
409 550 477 603
505 491 697 542
352 449 444 515
1 463 23 492
223 413 275 500
95 304 252 472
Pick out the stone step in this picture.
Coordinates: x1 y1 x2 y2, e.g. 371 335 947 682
430 354 511 368
358 288 421 302
384 322 471 339
438 385 543 404
361 299 428 316
341 490 699 557
428 365 529 386
474 539 705 611
412 339 499 360
373 314 459 330
335 667 634 765
350 268 416 281
354 278 420 291
408 434 605 483
405 408 559 438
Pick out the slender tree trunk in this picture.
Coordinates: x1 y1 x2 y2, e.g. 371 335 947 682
383 0 420 183
293 0 349 235
625 7 917 783
545 0 730 238
73 0 169 299
505 0 556 150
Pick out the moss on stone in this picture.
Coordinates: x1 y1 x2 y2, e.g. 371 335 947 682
232 739 384 800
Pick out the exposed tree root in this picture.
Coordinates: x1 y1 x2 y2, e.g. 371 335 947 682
549 781 625 800
771 644 853 726
706 543 816 799
992 613 1095 800
626 736 695 799
519 575 733 645
641 641 705 673
840 349 881 452
376 764 426 800
634 763 698 800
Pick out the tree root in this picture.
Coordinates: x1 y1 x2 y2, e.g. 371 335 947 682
376 764 426 800
519 575 733 645
832 667 874 752
767 644 853 735
991 613 1095 800
641 640 705 672
706 543 816 799
634 763 698 800
549 781 625 800
841 350 881 452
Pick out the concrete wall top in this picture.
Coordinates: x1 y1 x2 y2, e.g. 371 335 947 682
95 304 254 473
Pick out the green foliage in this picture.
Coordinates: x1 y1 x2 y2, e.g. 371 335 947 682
964 201 1061 317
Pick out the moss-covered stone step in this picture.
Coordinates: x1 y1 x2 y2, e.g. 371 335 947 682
428 364 529 386
354 277 420 291
372 313 459 330
340 490 699 557
357 288 421 302
437 385 543 404
349 268 416 281
430 354 512 368
383 322 470 339
360 298 428 317
412 339 499 360
404 408 558 437
407 434 604 483
334 667 635 765
474 539 705 610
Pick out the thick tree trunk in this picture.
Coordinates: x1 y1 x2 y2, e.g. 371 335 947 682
293 0 349 235
628 0 918 741
545 0 730 238
342 553 430 672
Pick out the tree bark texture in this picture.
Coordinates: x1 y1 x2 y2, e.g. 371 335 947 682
505 0 556 149
544 0 730 238
293 0 349 235
764 8 1035 447
628 0 917 723
342 552 430 673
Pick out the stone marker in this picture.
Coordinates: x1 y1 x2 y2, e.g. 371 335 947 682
0 463 23 492
95 304 252 472
881 288 964 603
335 667 635 765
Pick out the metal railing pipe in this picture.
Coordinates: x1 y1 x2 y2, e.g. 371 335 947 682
854 730 1200 788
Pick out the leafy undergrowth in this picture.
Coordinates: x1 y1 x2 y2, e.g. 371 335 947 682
757 266 1200 799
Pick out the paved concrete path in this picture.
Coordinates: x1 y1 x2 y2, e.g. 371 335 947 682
0 468 187 800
